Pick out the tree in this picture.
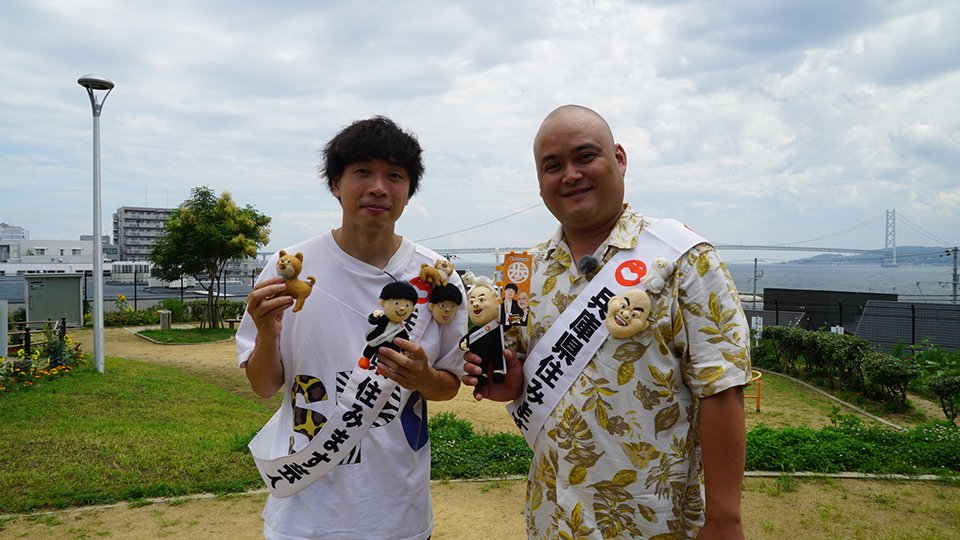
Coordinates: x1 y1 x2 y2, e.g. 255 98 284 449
150 186 270 328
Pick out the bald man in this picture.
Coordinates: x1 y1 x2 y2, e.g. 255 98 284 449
464 105 752 539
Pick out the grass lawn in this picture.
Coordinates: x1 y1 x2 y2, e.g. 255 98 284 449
0 358 271 512
137 327 236 344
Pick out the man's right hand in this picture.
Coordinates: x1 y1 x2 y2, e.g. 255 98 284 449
462 349 523 402
246 276 292 337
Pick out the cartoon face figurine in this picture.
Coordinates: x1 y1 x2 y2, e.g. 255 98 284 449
381 294 415 323
467 284 499 327
359 281 419 370
459 281 507 386
428 283 462 325
605 288 652 338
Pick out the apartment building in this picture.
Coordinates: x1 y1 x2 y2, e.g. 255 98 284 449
112 206 175 261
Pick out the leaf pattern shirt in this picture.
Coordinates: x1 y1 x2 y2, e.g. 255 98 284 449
512 205 751 539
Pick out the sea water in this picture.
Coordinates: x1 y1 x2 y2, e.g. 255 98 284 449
458 260 957 304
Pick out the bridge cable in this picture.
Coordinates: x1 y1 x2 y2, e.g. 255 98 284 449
897 213 955 246
769 213 882 246
415 202 545 243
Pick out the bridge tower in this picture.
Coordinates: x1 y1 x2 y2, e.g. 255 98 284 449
883 209 897 267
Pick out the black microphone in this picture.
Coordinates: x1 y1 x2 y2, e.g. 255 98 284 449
577 256 599 278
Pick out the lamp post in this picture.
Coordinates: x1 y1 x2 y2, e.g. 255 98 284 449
78 73 114 374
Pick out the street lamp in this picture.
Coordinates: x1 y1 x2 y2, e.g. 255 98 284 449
78 73 114 374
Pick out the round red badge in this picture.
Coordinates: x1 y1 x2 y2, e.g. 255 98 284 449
409 277 431 304
615 259 647 287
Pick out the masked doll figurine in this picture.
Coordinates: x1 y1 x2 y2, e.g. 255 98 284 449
605 288 652 339
359 281 419 370
459 279 506 386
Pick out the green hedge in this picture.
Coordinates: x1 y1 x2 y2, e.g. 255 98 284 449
95 299 247 327
746 410 960 475
756 326 926 415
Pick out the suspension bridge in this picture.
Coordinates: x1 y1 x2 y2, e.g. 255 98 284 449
416 206 955 262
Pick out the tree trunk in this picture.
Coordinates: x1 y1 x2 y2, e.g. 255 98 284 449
207 286 218 329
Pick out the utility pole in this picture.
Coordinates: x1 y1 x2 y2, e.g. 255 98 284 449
752 258 763 310
949 247 958 305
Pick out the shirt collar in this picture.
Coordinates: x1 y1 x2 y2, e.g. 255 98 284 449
542 204 645 267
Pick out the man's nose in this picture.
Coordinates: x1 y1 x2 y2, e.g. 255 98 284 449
561 163 583 183
368 174 389 195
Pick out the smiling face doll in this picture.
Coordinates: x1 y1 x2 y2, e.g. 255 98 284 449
604 288 652 339
459 282 507 386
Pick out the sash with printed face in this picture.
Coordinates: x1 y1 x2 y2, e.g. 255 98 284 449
249 289 432 498
506 218 707 447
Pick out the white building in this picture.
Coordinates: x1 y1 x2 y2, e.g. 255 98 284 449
0 223 28 241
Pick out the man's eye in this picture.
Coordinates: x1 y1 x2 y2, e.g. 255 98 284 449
577 153 597 163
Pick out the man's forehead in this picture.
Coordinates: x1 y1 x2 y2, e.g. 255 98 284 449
535 118 610 156
349 158 407 172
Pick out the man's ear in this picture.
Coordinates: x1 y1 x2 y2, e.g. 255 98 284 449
332 177 342 201
615 143 627 175
378 298 386 308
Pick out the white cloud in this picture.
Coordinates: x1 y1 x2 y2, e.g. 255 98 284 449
1 0 957 257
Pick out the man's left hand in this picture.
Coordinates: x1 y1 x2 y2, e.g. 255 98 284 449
375 337 433 391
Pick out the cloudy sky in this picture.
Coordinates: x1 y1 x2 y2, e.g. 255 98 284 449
2 0 957 264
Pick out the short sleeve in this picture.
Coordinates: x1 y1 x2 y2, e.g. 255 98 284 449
674 245 751 398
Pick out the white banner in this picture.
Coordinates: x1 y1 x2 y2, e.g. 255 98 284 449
249 364 398 498
250 298 432 498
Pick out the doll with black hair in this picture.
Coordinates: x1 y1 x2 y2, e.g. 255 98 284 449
359 281 419 370
428 283 463 325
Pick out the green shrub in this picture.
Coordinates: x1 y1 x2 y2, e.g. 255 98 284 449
910 340 960 396
746 411 960 475
817 332 871 391
929 375 960 425
218 300 246 320
429 412 531 479
759 326 870 392
862 352 921 412
7 307 26 347
158 298 190 323
104 308 159 327
187 300 209 322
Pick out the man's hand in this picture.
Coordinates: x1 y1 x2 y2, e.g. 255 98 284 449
245 276 292 338
243 276 292 398
375 337 459 401
461 348 523 402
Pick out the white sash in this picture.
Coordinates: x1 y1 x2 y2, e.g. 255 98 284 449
368 321 405 348
468 321 498 341
506 218 706 447
249 307 429 498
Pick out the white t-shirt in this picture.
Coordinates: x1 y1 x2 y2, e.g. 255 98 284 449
237 233 467 540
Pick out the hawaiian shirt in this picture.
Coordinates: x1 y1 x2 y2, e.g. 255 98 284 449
513 205 751 539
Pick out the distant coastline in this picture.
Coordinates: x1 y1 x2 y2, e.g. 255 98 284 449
785 245 953 266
